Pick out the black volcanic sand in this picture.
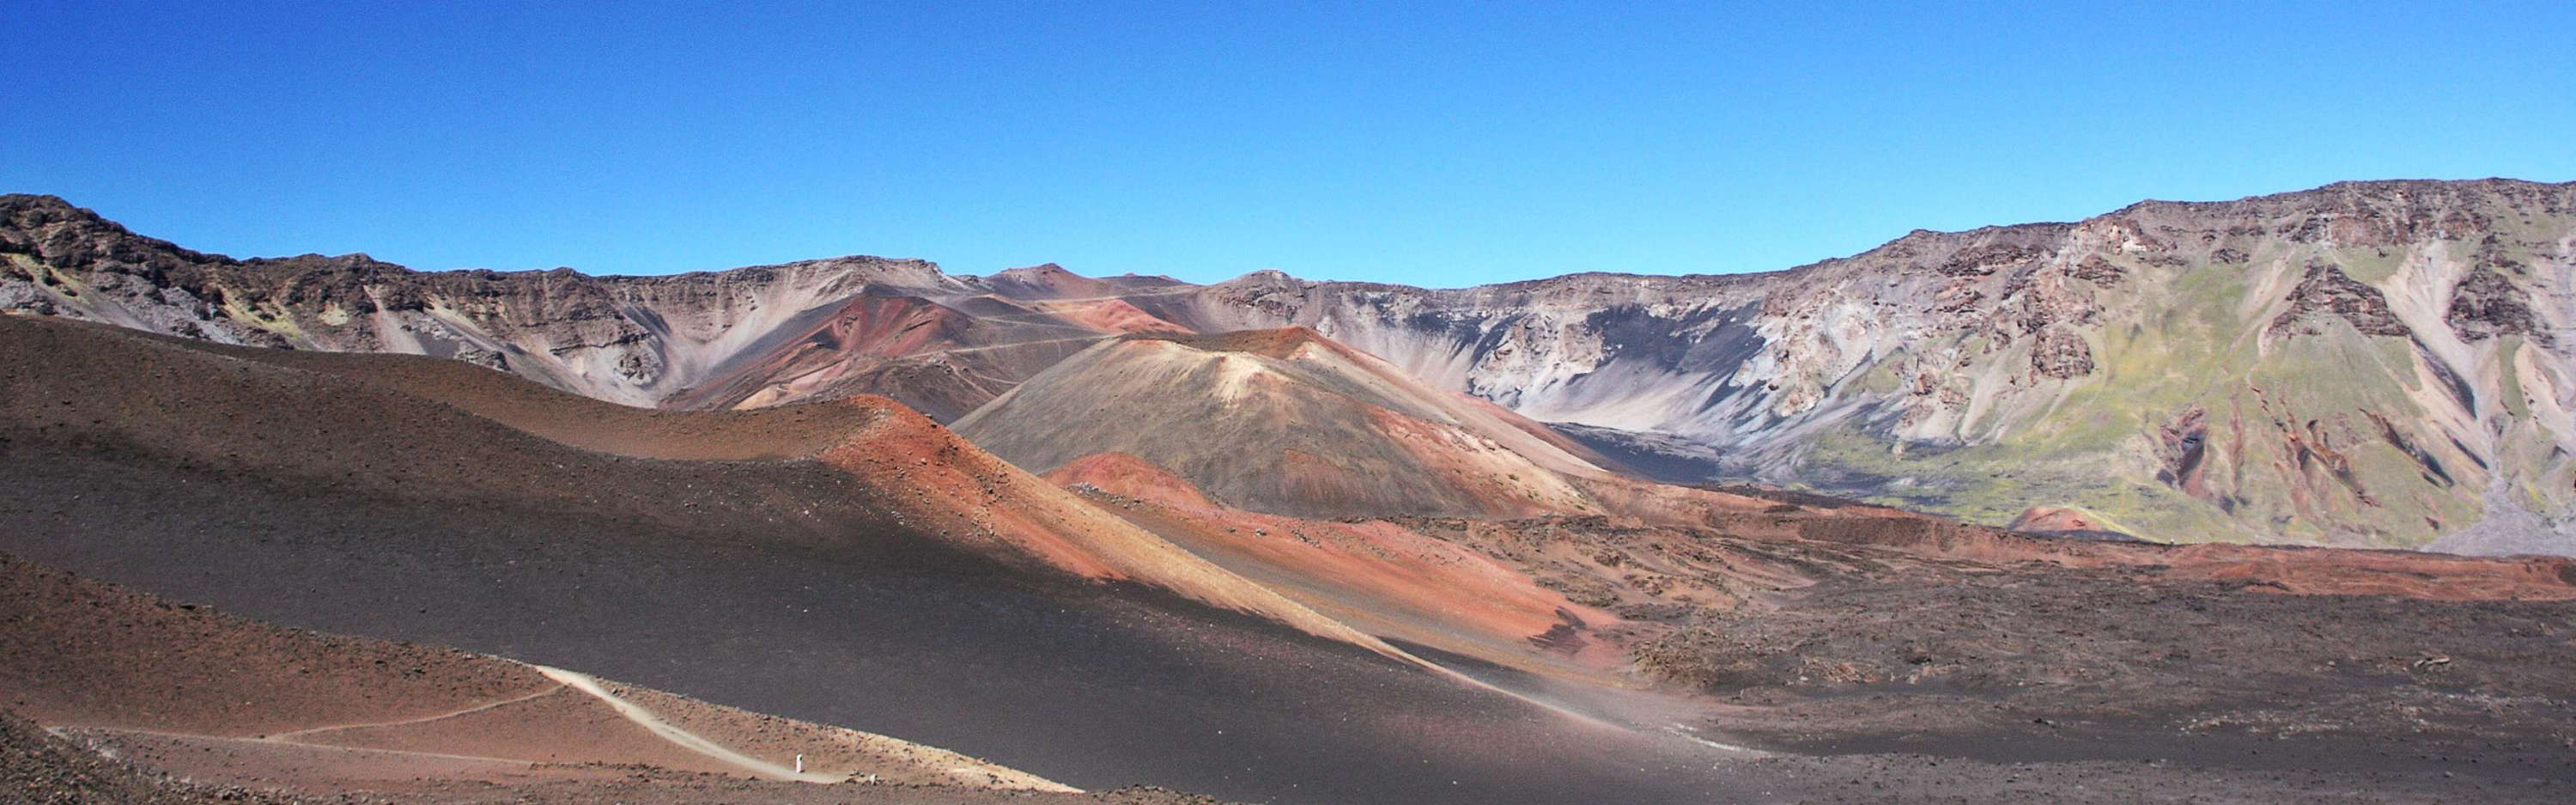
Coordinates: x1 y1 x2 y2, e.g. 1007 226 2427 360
0 316 1748 804
0 448 1753 804
11 316 2576 803
1391 512 2576 801
1639 563 2576 778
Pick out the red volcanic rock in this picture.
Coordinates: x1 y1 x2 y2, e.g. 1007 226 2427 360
0 554 552 738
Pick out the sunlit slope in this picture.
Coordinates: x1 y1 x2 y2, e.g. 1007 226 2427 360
954 327 1614 519
1115 181 2576 551
1766 198 2576 551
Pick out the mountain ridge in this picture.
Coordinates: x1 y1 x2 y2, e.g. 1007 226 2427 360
14 178 2562 292
9 178 2573 552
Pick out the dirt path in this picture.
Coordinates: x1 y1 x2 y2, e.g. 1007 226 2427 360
534 666 848 784
58 726 556 767
264 685 568 741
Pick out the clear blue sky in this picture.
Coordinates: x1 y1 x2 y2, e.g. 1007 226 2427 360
8 1 2572 286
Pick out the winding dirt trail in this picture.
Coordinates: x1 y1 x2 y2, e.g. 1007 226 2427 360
533 666 848 784
264 685 569 741
50 726 554 767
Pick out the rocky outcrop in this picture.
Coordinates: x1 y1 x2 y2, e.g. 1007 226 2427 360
2069 254 2127 285
2029 326 2095 379
2447 265 2549 346
2270 259 2411 338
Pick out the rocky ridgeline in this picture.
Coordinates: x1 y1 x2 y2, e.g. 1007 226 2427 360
4 180 2572 552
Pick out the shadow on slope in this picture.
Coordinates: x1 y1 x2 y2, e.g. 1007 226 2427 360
0 315 1749 805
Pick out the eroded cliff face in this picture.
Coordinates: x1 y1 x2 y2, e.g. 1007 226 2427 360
1131 180 2576 553
6 180 2573 552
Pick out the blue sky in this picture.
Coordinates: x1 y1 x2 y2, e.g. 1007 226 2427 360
8 1 2572 286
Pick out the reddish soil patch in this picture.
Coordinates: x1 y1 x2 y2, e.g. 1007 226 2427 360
2006 504 2112 534
64 728 626 790
283 686 734 773
1064 479 1629 675
9 709 1229 805
1033 299 1191 334
0 554 549 737
1043 452 1220 510
4 710 315 805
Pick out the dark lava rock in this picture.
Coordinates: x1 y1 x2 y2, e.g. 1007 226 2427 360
2030 326 2094 379
2069 254 2126 285
2446 265 2552 347
2269 259 2410 338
